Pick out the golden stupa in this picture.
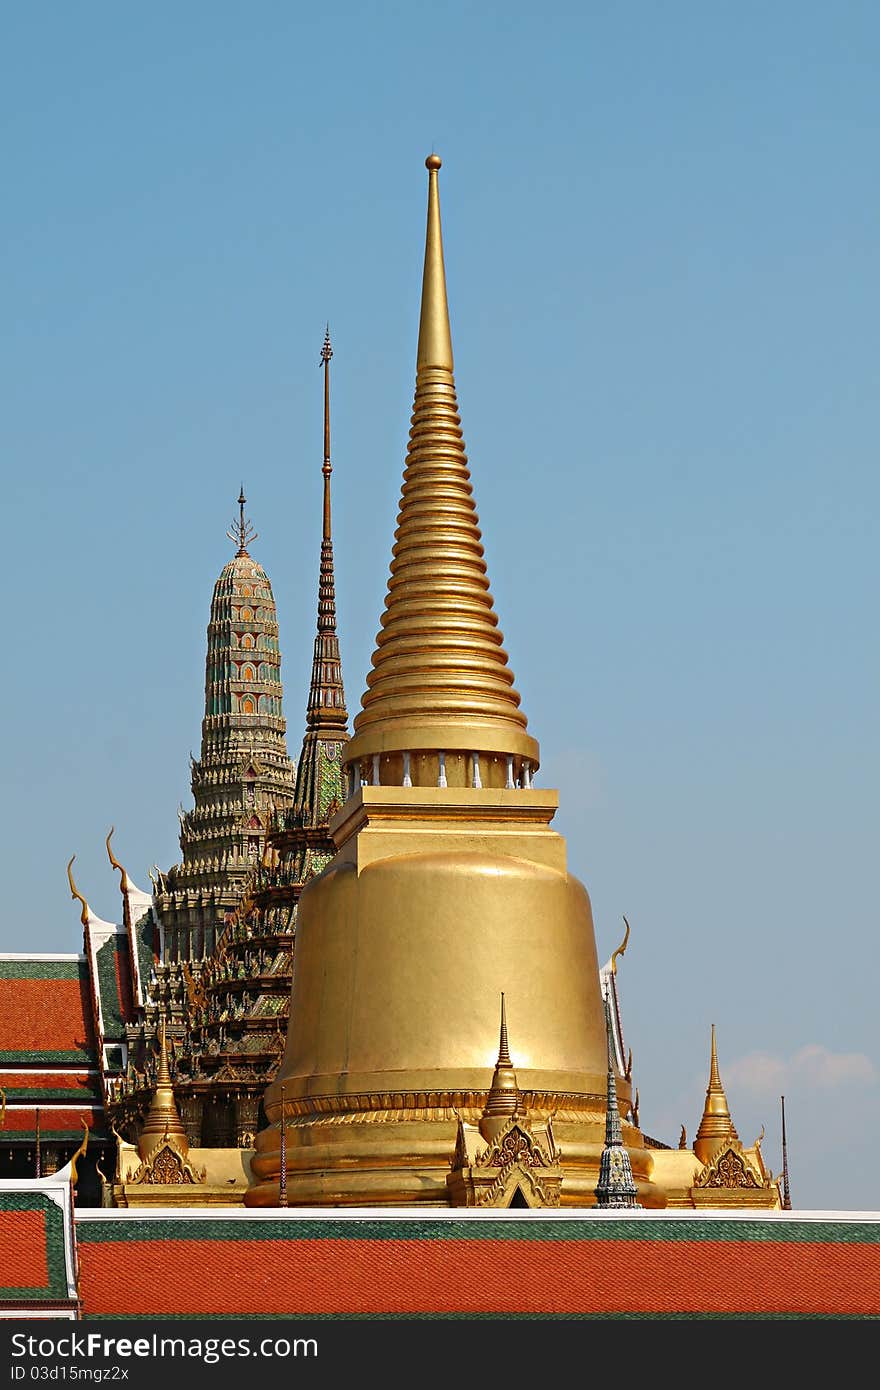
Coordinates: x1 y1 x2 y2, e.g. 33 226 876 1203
246 155 665 1208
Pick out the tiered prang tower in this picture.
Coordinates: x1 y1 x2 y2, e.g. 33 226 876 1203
154 493 296 962
164 330 351 1146
247 155 664 1208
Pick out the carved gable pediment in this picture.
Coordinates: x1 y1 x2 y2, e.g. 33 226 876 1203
127 1140 206 1186
696 1146 761 1190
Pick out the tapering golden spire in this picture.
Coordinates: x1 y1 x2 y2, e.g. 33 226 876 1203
343 154 539 777
479 993 522 1144
693 1024 739 1165
417 154 454 373
138 1022 189 1158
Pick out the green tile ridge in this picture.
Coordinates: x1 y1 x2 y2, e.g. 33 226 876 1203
95 935 125 1040
73 1216 880 1246
0 960 86 981
0 1049 95 1064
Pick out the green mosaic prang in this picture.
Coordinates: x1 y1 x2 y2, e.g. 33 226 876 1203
0 1192 70 1299
74 1215 880 1247
317 742 343 818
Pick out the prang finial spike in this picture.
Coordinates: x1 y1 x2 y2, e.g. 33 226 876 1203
320 326 333 538
227 486 258 556
497 992 512 1068
781 1094 792 1210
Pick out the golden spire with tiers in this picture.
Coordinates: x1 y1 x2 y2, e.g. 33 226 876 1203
343 152 538 790
137 1023 189 1159
246 156 664 1209
693 1024 739 1165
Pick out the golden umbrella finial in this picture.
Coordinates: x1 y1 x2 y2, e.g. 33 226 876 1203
67 857 90 928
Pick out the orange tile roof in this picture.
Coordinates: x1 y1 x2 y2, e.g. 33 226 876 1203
73 1214 880 1319
0 970 95 1063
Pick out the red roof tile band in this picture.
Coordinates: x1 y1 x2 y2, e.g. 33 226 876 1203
74 1212 880 1319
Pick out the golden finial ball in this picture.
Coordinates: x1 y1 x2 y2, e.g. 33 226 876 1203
425 153 442 171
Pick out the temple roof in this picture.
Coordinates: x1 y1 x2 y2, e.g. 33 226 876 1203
0 956 95 1065
0 1176 80 1314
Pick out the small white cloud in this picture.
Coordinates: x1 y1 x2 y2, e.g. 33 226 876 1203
725 1052 787 1094
726 1044 877 1096
790 1044 877 1088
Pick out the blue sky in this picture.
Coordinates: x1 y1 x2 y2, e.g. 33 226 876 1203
2 3 877 1211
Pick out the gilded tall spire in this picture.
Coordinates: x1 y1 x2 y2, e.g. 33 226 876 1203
246 156 650 1212
343 154 538 787
693 1024 739 1164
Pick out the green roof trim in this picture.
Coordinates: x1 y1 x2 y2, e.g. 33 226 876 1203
134 910 156 991
0 959 86 981
94 935 125 1041
0 1049 95 1064
75 1215 880 1247
0 1192 70 1300
5 1128 109 1143
4 1086 102 1101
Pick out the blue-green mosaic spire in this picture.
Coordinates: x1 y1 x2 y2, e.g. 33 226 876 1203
290 329 349 832
595 987 640 1209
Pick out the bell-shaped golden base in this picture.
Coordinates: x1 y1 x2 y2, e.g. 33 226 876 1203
245 787 667 1209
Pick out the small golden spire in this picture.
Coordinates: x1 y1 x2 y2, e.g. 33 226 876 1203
693 1024 739 1165
66 856 90 929
138 1021 189 1158
344 155 538 772
479 993 522 1144
227 487 258 557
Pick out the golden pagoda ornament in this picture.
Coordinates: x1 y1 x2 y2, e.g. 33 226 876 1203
246 155 663 1208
